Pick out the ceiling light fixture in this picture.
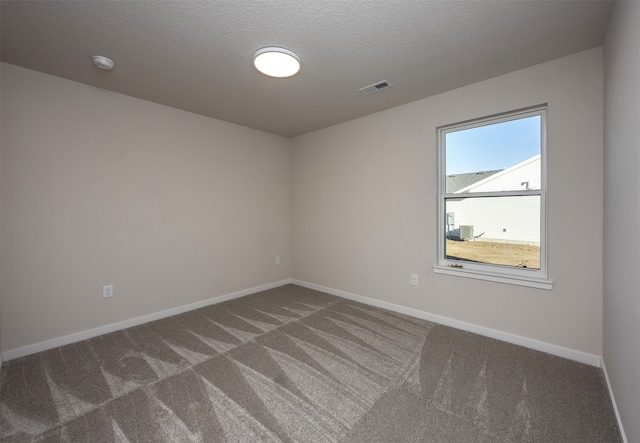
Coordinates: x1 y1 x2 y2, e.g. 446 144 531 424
252 47 301 78
92 55 115 71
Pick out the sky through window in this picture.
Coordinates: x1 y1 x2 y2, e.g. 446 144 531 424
445 115 541 175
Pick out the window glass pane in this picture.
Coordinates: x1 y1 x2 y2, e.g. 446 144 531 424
445 116 541 193
444 195 540 269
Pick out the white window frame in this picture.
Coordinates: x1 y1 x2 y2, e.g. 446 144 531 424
433 105 553 290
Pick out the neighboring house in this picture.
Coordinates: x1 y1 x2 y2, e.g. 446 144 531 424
446 154 541 244
446 169 502 193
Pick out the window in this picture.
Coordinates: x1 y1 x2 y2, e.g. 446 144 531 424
434 106 552 289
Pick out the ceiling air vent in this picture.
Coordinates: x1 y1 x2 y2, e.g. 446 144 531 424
359 80 394 95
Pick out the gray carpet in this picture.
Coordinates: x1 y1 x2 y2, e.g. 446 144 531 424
0 284 621 442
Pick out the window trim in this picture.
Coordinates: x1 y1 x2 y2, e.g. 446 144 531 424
434 105 553 290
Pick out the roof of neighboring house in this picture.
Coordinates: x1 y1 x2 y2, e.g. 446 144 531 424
446 170 502 193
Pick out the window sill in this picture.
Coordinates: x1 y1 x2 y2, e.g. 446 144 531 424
432 265 554 290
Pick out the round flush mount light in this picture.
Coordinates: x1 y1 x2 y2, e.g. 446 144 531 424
252 47 301 78
92 55 115 71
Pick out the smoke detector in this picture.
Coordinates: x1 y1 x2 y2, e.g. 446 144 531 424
359 80 393 95
92 55 115 71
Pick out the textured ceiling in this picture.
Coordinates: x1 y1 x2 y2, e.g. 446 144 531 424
1 1 613 137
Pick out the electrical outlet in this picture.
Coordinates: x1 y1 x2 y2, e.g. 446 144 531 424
411 274 418 286
276 256 281 265
103 285 113 298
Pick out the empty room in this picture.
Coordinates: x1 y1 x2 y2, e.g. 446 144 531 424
0 1 638 442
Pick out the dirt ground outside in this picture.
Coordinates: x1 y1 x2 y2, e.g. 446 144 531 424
445 239 541 269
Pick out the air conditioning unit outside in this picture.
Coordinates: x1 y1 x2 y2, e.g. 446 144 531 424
459 225 474 241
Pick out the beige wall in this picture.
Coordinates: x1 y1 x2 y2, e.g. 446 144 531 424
603 1 640 441
292 48 604 356
1 63 292 352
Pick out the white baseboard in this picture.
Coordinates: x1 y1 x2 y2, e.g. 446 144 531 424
293 279 602 367
3 277 602 369
601 358 628 443
2 279 293 362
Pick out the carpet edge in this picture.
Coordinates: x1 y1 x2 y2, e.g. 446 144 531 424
601 358 629 443
291 279 602 367
2 278 294 362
